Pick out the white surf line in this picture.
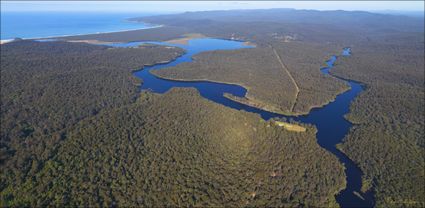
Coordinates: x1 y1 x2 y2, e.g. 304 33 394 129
1 23 163 43
272 47 300 113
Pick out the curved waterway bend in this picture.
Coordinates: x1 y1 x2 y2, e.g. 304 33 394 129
107 39 374 207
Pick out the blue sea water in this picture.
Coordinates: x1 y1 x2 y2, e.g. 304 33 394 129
0 12 159 40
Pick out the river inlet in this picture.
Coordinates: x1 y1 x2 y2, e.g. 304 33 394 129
107 39 374 208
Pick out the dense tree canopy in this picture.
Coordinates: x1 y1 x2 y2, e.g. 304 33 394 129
1 8 424 207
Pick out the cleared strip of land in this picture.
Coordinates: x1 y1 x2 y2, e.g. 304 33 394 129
272 42 349 115
272 47 300 113
152 47 298 115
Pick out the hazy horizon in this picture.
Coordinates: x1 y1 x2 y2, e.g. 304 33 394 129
2 1 424 14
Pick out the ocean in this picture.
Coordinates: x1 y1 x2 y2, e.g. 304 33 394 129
0 12 161 40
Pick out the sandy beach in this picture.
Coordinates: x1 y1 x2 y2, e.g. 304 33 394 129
165 33 206 45
0 23 163 45
0 39 13 45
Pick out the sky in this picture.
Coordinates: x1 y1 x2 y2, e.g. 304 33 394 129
1 1 424 13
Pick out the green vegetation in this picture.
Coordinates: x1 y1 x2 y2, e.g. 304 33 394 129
61 26 190 43
1 39 346 207
153 47 298 114
133 10 424 206
153 45 348 116
1 86 345 207
332 39 424 207
2 8 424 207
0 40 184 204
272 42 349 114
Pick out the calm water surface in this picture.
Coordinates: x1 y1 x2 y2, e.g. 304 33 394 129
107 39 374 207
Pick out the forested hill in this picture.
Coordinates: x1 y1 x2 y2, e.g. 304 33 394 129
131 9 425 207
132 9 424 44
135 9 422 31
1 40 346 207
2 8 424 207
0 40 184 205
64 9 424 47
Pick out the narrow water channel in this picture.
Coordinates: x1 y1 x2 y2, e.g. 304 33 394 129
107 39 374 207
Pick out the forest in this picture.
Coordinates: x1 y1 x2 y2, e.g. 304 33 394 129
332 37 424 207
272 42 349 114
2 8 424 207
133 10 425 206
0 40 184 205
0 41 346 206
153 47 298 115
60 26 190 43
153 41 349 115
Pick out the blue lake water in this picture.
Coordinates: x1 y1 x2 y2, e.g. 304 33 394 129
0 12 158 40
107 38 375 207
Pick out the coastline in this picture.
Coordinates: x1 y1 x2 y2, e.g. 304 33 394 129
0 23 163 44
0 39 13 45
1 23 349 119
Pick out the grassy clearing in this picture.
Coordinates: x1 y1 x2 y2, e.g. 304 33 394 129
274 121 306 132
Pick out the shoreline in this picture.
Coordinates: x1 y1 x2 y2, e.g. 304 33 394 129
150 71 304 117
151 70 350 117
0 39 13 44
0 23 163 44
164 33 206 45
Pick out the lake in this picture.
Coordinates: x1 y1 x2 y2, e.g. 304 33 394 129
107 39 375 208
